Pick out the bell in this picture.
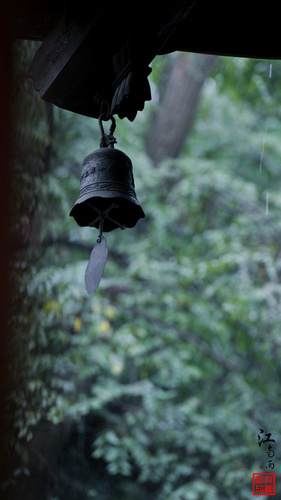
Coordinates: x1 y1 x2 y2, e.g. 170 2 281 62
70 113 145 294
70 146 145 232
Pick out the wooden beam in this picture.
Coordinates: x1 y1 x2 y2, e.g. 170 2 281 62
27 4 114 118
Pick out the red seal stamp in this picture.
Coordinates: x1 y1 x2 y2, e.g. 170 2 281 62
253 473 275 495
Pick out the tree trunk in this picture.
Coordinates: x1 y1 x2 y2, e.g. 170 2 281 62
146 53 217 164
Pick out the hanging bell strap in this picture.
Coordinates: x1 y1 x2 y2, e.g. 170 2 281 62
99 112 117 149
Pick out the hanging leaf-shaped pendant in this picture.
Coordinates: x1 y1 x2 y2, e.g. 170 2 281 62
85 236 108 293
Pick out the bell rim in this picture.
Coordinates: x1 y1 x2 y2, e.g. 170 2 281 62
70 190 145 218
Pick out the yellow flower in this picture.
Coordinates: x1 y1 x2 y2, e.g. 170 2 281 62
99 319 110 334
74 316 82 332
93 302 102 314
105 305 116 319
112 363 122 375
43 300 61 317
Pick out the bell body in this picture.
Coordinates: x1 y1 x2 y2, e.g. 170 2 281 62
70 147 145 232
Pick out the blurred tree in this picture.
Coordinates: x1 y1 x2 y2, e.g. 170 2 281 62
146 52 217 163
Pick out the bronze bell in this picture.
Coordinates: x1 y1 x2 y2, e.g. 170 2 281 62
70 117 145 232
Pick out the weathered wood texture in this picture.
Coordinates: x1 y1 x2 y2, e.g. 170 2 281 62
12 0 63 40
27 1 196 120
15 0 281 61
16 1 281 121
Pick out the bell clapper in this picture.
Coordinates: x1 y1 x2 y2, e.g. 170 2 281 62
87 201 126 234
84 203 127 293
97 217 104 243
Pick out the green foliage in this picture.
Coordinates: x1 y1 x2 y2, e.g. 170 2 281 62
9 46 281 499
